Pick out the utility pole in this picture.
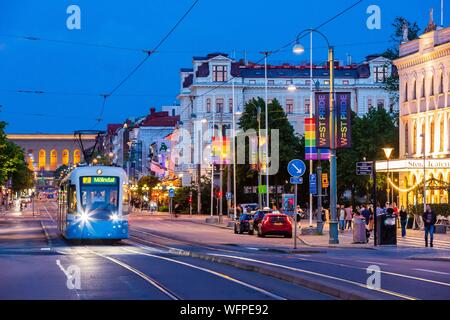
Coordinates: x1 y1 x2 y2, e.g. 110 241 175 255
317 149 323 233
219 101 224 222
257 106 262 207
328 46 339 244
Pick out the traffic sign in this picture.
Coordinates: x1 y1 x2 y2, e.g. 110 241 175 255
356 162 373 175
288 159 306 177
168 188 175 198
309 174 317 195
226 192 232 200
290 177 303 184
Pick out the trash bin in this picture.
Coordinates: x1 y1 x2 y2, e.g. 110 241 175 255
353 217 367 243
377 212 397 245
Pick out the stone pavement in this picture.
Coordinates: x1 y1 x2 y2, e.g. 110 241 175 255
130 210 450 250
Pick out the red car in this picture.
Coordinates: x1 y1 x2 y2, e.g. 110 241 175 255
257 214 292 238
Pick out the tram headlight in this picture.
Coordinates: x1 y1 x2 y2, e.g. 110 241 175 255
80 212 90 222
110 213 119 222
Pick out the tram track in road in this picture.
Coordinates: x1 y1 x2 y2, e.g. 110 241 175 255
130 226 242 254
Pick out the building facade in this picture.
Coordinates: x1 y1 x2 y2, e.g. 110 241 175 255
107 108 180 182
176 52 397 185
376 22 450 206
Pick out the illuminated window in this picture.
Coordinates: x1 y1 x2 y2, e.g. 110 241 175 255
50 150 57 171
286 99 294 114
439 71 444 94
206 98 211 113
304 98 310 114
212 65 227 82
405 123 409 155
430 75 434 96
440 119 445 152
38 149 46 170
62 149 70 166
74 149 81 165
412 122 417 155
430 119 435 153
216 98 224 113
421 77 425 98
404 81 408 102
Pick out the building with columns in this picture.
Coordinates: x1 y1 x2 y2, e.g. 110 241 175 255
176 52 397 185
376 20 450 206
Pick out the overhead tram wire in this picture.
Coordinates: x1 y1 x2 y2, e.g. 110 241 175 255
90 0 200 128
175 0 365 117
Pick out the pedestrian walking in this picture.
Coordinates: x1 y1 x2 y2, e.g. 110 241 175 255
399 205 408 238
423 205 437 247
345 205 353 230
361 204 371 225
339 205 345 231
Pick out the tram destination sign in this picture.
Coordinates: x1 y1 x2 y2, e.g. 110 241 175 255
82 176 118 185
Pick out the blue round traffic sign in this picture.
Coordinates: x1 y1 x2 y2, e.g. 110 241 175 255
287 159 306 177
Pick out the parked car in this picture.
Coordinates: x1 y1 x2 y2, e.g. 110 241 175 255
234 213 254 235
252 209 273 234
257 213 292 238
240 203 259 214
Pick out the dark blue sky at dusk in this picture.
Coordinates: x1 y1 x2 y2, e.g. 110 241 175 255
0 0 443 133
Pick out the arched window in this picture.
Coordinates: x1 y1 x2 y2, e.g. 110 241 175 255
440 117 445 152
421 76 425 98
404 81 408 102
50 150 58 171
405 122 409 155
421 122 426 154
430 119 435 153
430 74 434 96
439 71 444 94
62 149 70 166
412 79 417 100
73 149 81 165
38 149 46 170
412 121 417 155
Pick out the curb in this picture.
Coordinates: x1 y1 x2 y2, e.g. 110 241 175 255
408 256 450 262
165 247 374 300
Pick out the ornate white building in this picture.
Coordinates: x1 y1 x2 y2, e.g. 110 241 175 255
176 52 397 184
377 21 450 206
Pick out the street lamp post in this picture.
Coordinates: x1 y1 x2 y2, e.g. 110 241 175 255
383 148 393 204
293 29 338 244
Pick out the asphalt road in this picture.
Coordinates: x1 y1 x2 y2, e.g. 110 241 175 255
0 201 333 300
1 200 449 300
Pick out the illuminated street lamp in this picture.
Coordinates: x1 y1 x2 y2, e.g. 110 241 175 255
293 28 338 244
142 184 150 211
383 147 394 203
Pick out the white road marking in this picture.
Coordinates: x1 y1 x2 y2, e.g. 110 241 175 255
210 253 417 300
413 268 450 276
357 260 388 266
124 247 287 300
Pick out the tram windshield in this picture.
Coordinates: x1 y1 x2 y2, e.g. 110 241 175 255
80 176 119 215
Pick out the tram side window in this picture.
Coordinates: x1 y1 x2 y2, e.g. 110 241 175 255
68 184 77 213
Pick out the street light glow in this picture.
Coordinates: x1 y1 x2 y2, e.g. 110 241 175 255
292 43 305 55
383 147 394 159
287 84 297 91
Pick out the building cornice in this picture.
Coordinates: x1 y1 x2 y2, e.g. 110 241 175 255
7 134 97 140
394 43 450 70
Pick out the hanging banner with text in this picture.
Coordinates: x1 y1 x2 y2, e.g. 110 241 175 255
315 93 330 149
336 92 352 148
315 92 352 149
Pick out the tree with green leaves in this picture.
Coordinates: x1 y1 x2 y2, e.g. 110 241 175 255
336 108 399 203
0 121 34 192
237 98 305 206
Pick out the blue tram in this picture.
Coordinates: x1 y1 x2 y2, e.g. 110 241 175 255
57 166 129 240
